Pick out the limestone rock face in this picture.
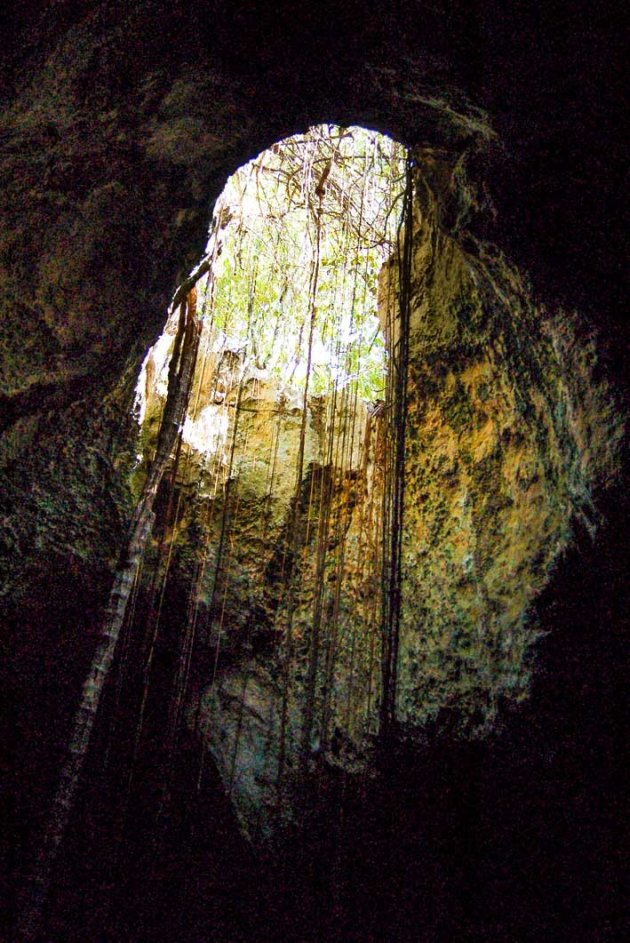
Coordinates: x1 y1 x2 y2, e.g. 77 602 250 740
2 3 625 611
381 156 624 732
129 149 624 840
135 313 387 835
1 0 627 873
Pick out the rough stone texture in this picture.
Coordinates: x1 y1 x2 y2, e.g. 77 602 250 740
1 4 627 938
1 2 626 607
197 431 386 839
136 318 387 836
130 145 624 835
0 7 479 605
380 157 624 732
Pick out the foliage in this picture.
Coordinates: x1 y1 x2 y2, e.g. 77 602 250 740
200 124 405 402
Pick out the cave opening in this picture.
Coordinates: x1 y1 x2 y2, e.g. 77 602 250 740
3 8 627 942
18 111 624 942
127 123 413 832
21 124 420 941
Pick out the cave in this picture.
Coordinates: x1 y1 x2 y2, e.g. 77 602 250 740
1 4 627 942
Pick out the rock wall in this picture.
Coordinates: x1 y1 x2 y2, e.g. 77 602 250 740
2 2 625 618
134 315 388 836
130 143 625 840
1 5 627 915
382 153 624 732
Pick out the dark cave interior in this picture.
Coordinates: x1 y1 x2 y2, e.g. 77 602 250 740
1 3 628 941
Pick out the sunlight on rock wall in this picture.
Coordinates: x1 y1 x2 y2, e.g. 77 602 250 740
129 139 624 840
130 126 402 836
381 153 625 733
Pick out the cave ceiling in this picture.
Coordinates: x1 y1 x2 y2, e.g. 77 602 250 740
1 0 627 398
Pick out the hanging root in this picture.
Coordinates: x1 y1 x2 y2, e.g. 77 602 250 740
380 154 413 739
18 291 201 941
